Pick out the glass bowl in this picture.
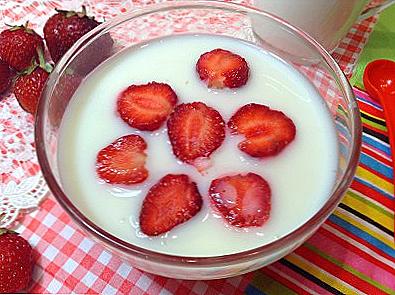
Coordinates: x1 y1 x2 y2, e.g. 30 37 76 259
35 0 361 280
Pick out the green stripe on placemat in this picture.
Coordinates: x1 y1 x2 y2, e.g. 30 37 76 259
360 110 387 131
303 243 395 294
246 272 296 295
349 4 395 89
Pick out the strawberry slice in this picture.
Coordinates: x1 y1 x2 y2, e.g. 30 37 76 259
139 174 203 236
117 82 178 131
167 102 225 164
228 103 296 157
209 173 271 227
96 134 148 184
196 48 249 89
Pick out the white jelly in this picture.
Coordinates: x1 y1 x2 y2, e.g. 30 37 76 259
58 34 338 257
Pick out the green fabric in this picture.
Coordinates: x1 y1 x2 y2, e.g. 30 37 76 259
349 4 395 89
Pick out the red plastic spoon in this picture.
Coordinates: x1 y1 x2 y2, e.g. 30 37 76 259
363 59 395 237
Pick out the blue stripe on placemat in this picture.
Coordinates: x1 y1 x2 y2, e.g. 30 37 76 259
362 134 391 156
245 285 268 295
353 176 394 201
360 152 393 179
328 215 395 258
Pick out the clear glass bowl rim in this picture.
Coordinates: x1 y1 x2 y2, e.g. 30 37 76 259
35 0 362 268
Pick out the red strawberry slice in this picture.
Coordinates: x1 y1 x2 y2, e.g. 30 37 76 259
167 102 225 164
117 82 178 131
228 103 296 157
196 48 249 89
209 173 271 227
96 134 148 184
139 174 203 236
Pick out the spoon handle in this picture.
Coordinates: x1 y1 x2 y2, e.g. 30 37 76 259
380 95 395 203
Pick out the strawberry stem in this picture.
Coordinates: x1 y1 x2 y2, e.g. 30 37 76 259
9 24 24 32
55 6 93 20
36 47 53 73
55 8 67 13
17 47 53 76
55 8 78 18
0 228 16 235
66 10 78 18
8 22 35 34
19 60 38 76
77 5 90 18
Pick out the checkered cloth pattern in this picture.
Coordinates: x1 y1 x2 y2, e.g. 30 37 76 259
0 0 383 294
332 17 377 77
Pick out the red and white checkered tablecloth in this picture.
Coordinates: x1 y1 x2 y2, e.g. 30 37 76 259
0 0 380 294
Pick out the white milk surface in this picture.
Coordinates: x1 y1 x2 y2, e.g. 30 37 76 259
58 34 338 257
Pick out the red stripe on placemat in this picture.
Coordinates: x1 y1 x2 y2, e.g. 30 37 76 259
361 122 388 139
358 99 385 118
294 246 388 295
261 266 311 295
326 220 394 262
313 228 395 276
351 181 393 210
361 145 392 167
268 262 332 295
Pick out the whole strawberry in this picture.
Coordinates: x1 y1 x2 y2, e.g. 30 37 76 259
14 48 52 115
0 229 34 294
0 60 13 95
0 24 44 71
14 66 49 114
44 7 100 63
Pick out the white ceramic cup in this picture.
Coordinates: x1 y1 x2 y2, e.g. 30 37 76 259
253 0 395 52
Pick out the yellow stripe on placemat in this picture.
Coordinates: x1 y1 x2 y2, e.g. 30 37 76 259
343 191 394 232
333 209 393 248
303 243 395 295
355 166 394 195
360 110 385 124
284 254 361 295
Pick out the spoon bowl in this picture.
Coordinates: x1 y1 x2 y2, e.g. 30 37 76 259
364 59 395 99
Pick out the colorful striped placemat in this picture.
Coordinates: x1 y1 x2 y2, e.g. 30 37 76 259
2 1 394 294
245 88 395 295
